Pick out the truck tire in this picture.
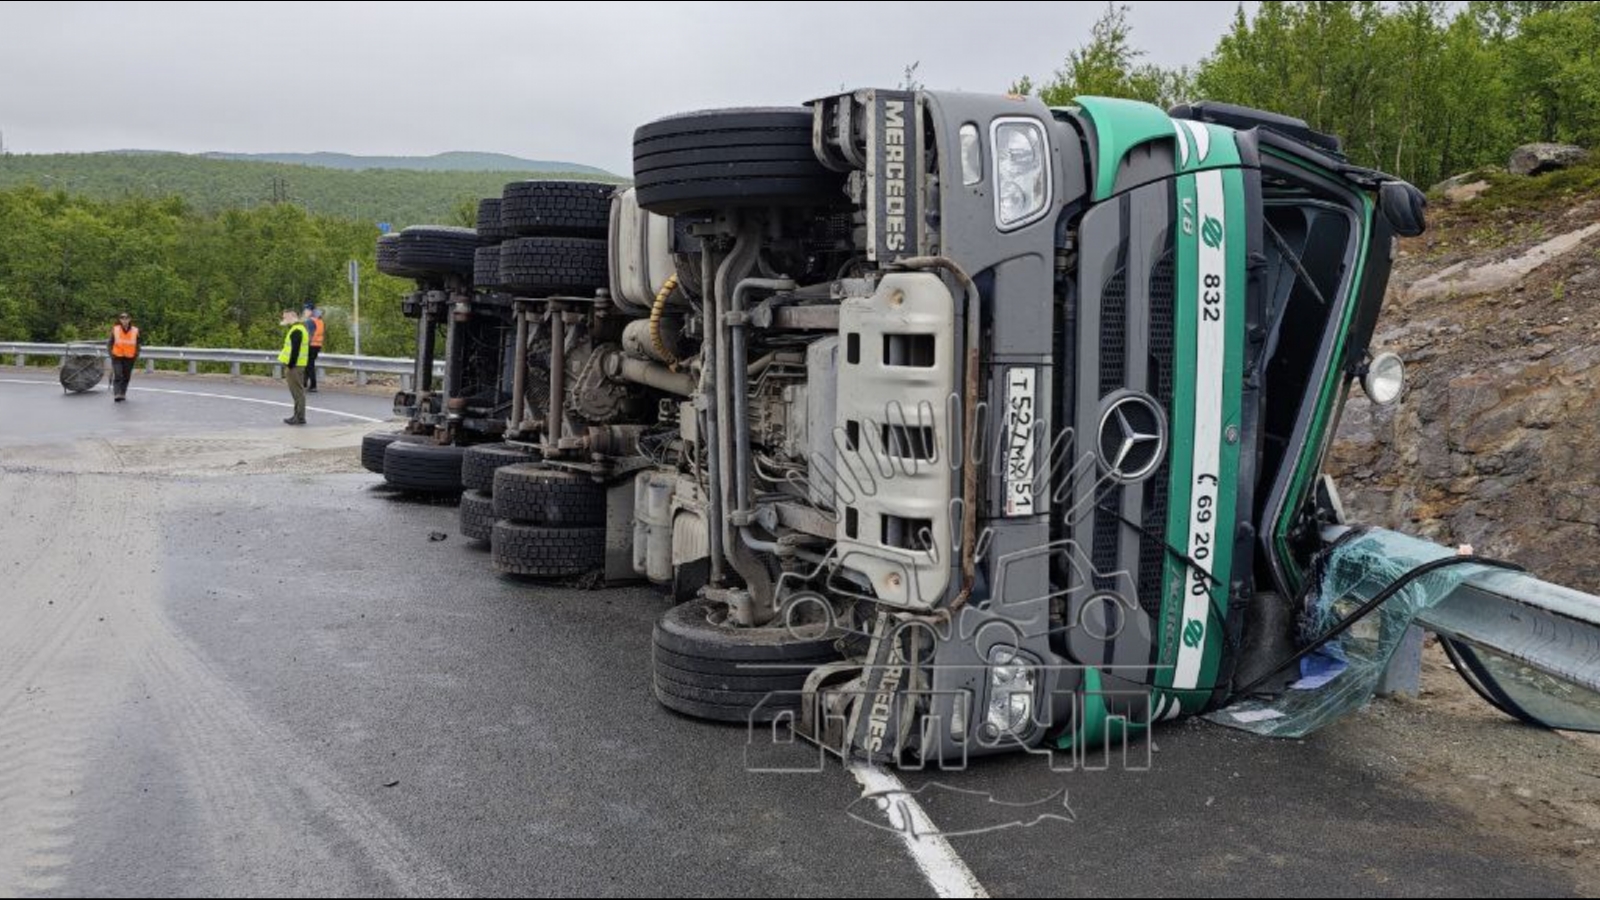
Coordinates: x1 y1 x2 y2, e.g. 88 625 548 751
493 465 606 526
459 491 496 545
633 108 845 215
491 521 605 578
500 180 615 238
477 198 506 243
376 234 423 280
394 225 479 278
651 598 842 724
474 246 503 290
383 440 467 493
362 431 428 475
462 443 541 494
654 647 819 691
59 356 104 394
498 237 608 297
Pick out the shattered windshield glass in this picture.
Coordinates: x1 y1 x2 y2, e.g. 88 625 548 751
1211 528 1600 737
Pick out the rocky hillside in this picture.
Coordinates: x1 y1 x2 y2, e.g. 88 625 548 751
1332 157 1600 594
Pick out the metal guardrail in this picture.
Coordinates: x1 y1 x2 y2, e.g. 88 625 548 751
0 341 443 390
1329 527 1600 715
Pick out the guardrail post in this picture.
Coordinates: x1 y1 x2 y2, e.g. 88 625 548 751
231 362 241 377
188 361 198 376
1377 626 1425 698
357 369 368 387
273 364 283 380
401 374 412 392
146 359 155 373
12 354 22 367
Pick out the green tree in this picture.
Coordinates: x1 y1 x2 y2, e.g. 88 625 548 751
0 185 421 358
1015 3 1193 109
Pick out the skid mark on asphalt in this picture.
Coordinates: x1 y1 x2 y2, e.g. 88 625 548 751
0 455 460 896
0 460 135 896
848 764 990 899
127 608 465 896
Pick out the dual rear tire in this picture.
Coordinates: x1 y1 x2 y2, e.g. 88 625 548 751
489 465 606 578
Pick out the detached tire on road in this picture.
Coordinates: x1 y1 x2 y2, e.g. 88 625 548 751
652 599 843 723
493 465 605 526
500 180 616 238
499 237 608 297
459 491 495 545
463 443 542 494
383 440 467 493
362 431 428 475
491 521 604 578
632 108 845 216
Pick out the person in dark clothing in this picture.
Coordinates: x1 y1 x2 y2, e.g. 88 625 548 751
303 304 326 392
279 309 310 425
107 311 141 402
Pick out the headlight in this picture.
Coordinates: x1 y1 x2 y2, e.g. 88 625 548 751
992 118 1051 230
1363 352 1405 407
985 647 1037 737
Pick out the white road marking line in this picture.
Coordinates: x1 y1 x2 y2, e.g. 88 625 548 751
848 763 990 899
0 379 383 424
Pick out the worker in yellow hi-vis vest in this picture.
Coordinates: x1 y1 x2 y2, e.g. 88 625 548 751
278 309 310 426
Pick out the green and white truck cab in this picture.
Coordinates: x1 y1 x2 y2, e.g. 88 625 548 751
733 89 1427 761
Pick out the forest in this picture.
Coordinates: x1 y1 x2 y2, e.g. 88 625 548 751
0 188 420 358
0 151 614 227
3 1 1596 354
1014 1 1600 191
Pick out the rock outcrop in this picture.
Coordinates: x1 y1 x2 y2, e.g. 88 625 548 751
1509 143 1590 177
1331 192 1600 593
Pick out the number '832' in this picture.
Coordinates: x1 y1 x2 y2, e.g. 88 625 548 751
1202 273 1223 322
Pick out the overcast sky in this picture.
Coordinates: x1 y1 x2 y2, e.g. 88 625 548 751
0 1 1253 174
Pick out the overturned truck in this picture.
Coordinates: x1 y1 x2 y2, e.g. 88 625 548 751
394 89 1599 764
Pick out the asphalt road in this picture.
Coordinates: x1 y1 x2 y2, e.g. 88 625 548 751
1 368 393 445
0 374 1584 897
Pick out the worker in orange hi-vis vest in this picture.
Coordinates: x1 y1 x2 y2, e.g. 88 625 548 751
303 303 326 393
106 311 141 403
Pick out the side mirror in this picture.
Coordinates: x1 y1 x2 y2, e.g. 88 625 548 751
1380 182 1427 238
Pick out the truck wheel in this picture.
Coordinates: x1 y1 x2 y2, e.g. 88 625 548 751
500 180 615 239
498 237 609 297
477 198 506 243
652 598 842 724
376 234 423 280
633 108 845 216
491 521 605 578
383 440 467 493
493 465 606 526
394 225 479 278
463 443 542 494
362 431 427 475
474 246 503 291
459 491 495 545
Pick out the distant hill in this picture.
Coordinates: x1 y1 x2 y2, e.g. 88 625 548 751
193 150 614 176
0 152 624 227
